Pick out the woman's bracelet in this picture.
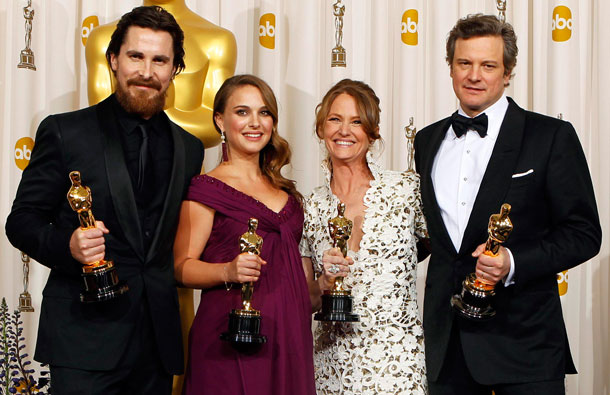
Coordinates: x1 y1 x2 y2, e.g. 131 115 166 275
223 263 232 291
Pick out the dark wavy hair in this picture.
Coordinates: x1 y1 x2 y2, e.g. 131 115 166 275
314 79 382 144
213 74 302 203
106 6 185 75
446 14 518 85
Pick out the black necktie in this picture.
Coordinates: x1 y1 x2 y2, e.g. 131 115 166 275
137 124 149 191
450 111 488 138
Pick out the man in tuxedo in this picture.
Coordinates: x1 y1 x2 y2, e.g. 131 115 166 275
6 6 203 394
414 14 601 395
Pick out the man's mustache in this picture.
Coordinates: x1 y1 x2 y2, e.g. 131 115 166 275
127 77 162 90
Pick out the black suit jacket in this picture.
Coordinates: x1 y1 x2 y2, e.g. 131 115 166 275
414 98 601 385
5 95 204 374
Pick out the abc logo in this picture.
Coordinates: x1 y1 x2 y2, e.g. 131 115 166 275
14 137 34 171
81 15 100 46
557 270 568 296
401 9 418 46
552 6 573 42
259 13 275 50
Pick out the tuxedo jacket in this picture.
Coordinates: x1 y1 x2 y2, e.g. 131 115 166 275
414 97 601 385
5 95 204 374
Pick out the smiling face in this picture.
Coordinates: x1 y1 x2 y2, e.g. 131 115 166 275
450 35 510 117
110 26 176 119
322 93 372 166
214 85 274 160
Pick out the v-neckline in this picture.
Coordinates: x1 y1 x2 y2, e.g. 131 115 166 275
203 174 292 216
328 181 374 254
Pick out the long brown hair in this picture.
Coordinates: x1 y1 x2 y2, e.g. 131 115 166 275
213 74 302 203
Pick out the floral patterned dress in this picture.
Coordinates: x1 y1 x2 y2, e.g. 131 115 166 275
300 153 428 394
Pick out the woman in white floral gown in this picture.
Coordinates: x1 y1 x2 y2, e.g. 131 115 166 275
300 79 428 394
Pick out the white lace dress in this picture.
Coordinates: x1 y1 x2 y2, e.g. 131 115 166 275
300 154 428 394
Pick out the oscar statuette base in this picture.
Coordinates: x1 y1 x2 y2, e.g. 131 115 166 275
18 292 34 312
80 260 128 303
451 273 496 321
314 290 359 322
331 46 346 67
18 49 36 70
221 309 267 345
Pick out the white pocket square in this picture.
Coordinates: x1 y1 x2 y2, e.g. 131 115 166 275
512 169 534 178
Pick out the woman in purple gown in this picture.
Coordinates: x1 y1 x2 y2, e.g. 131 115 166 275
173 75 315 394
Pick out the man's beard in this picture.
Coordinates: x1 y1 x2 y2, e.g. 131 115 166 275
115 76 167 119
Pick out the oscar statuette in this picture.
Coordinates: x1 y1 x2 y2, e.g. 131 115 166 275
17 0 36 70
331 0 346 67
18 252 34 312
496 0 507 23
315 203 360 322
67 171 128 303
451 203 513 320
221 218 267 345
405 117 416 173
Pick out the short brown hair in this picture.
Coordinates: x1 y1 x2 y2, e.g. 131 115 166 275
106 6 185 75
446 14 518 81
315 79 381 143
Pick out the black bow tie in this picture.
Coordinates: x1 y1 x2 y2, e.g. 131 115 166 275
450 111 488 138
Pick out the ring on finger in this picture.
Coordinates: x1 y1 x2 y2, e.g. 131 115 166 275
328 264 340 274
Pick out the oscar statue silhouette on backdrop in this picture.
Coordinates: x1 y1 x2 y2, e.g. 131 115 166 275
404 117 416 173
18 0 36 70
331 0 346 67
85 0 237 148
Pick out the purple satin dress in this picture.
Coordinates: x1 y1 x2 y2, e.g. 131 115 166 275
183 175 315 395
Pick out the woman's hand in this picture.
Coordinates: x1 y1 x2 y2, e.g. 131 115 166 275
226 253 267 283
319 247 353 290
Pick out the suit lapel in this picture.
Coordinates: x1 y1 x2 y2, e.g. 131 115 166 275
145 120 186 262
96 97 145 261
420 118 458 255
459 98 525 254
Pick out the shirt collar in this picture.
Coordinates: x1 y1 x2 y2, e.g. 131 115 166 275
111 94 165 136
321 150 382 187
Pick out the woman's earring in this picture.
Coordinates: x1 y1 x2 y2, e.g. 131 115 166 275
221 131 228 162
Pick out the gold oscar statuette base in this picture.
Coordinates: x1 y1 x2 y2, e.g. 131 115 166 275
314 288 359 322
451 273 496 320
80 259 129 303
221 308 267 345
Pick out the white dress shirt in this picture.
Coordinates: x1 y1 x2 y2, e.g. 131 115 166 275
431 95 515 284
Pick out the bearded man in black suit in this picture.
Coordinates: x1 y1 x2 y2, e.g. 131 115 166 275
415 14 601 395
6 6 203 394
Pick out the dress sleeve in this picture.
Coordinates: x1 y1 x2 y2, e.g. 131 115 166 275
299 198 313 258
299 196 325 276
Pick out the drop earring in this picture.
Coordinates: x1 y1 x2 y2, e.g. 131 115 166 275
221 131 228 162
